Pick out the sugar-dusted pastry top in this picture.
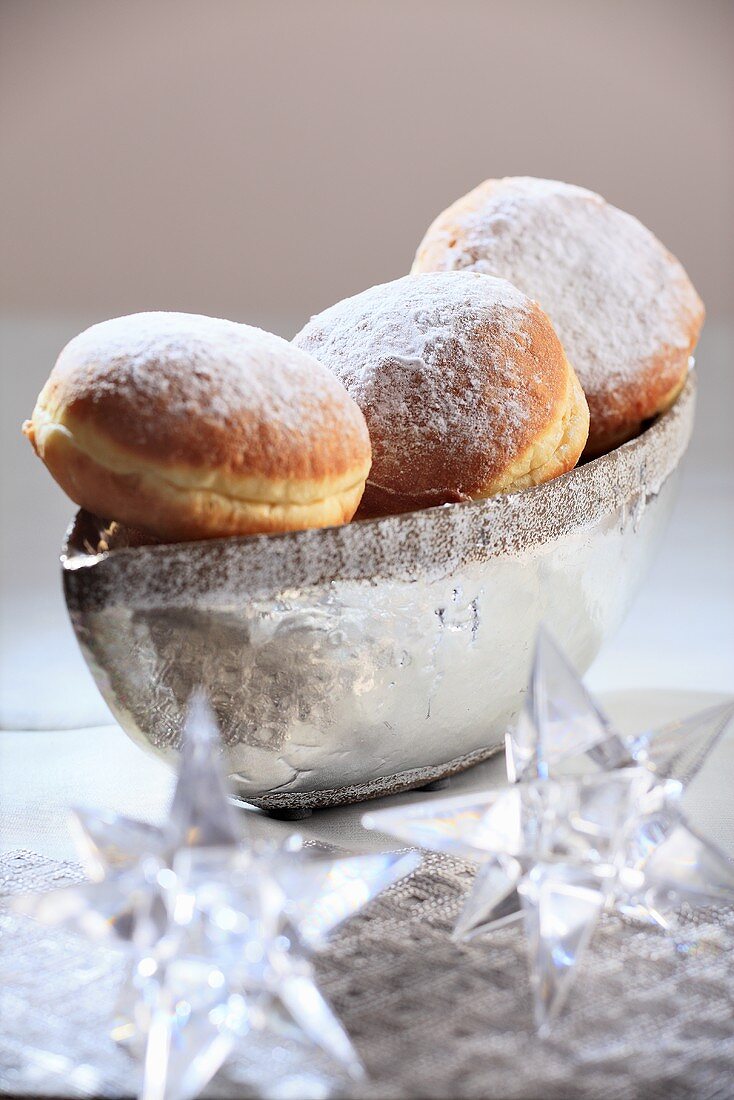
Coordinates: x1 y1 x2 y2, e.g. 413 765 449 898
24 312 372 539
294 271 589 515
412 177 704 454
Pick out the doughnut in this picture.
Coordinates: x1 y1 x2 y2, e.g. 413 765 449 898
411 177 704 456
293 271 589 516
23 312 372 541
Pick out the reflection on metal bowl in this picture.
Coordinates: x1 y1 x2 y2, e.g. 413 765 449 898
62 376 695 811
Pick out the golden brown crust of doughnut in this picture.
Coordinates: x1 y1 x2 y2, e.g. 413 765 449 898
294 272 589 516
412 177 704 456
581 348 691 458
24 313 372 539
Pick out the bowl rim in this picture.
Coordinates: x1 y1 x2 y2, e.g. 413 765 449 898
62 373 696 600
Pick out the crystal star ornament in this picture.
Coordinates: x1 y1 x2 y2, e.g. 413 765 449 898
505 628 734 789
459 630 734 938
504 628 734 928
364 630 734 1030
13 694 420 1100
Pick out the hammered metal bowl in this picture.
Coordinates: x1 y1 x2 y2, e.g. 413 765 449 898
62 375 695 811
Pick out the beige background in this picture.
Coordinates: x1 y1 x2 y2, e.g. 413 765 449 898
1 0 733 323
0 0 732 726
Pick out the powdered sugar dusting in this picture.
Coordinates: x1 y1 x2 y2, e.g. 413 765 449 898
294 271 566 503
413 178 703 417
57 313 351 433
47 312 370 479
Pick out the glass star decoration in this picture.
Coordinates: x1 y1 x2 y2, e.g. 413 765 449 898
363 629 734 1031
12 695 420 1100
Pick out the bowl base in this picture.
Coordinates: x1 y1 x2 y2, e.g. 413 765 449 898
229 743 502 814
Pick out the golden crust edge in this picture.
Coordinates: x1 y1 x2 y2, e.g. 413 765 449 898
582 356 691 458
24 413 369 540
470 356 589 496
26 404 371 507
359 355 589 515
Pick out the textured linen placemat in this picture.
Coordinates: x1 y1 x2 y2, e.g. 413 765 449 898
1 849 733 1099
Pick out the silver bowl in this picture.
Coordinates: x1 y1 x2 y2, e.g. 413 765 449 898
62 375 696 812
